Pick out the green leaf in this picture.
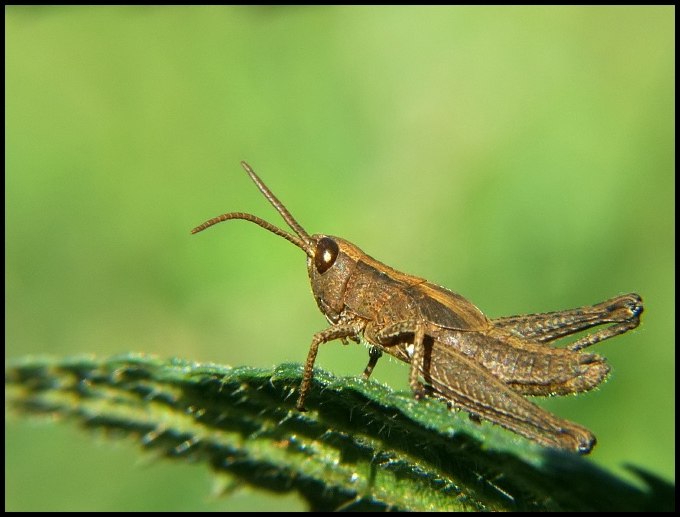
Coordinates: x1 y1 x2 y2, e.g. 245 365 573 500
5 354 674 511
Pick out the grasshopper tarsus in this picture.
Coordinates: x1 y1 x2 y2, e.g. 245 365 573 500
193 162 643 454
362 346 383 379
565 293 643 352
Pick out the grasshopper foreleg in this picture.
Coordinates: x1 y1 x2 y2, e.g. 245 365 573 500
297 323 362 411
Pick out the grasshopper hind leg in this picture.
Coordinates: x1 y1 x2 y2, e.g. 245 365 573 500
491 293 643 348
568 294 643 350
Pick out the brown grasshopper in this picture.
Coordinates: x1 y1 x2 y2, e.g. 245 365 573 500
192 162 643 454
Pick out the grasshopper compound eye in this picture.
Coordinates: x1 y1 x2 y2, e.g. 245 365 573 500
314 237 339 274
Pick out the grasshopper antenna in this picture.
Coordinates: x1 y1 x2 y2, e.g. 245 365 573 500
191 162 315 257
239 161 312 246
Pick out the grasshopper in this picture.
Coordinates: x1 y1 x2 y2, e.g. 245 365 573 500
192 162 643 454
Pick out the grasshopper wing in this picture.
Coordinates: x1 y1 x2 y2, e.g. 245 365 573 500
422 341 595 454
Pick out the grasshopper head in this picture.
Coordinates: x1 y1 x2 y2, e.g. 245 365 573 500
306 234 365 323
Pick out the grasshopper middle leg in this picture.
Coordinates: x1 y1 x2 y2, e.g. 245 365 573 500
368 320 429 399
362 346 383 379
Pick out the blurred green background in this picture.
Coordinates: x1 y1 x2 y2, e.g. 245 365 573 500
5 6 674 511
